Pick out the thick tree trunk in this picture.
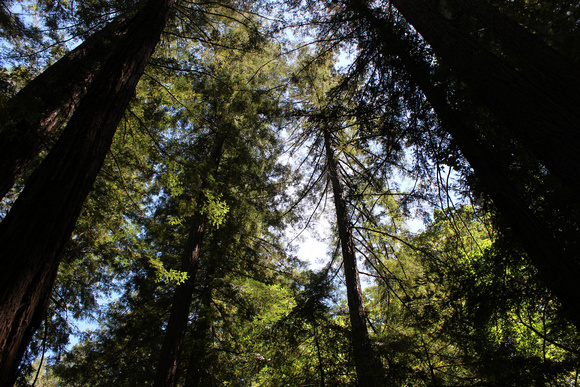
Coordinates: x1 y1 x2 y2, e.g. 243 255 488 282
386 0 580 193
0 0 175 383
322 127 384 386
419 71 580 333
349 0 580 333
154 135 226 387
0 12 133 200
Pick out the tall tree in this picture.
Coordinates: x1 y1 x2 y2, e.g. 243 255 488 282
0 8 133 200
0 0 176 382
321 123 385 386
364 0 580 193
154 18 293 381
326 0 580 332
154 134 226 387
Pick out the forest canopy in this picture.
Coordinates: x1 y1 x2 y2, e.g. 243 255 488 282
0 0 579 385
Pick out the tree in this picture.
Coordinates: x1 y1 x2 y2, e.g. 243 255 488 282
321 123 385 386
0 0 176 382
0 10 132 200
3 0 579 383
326 0 580 332
45 11 294 383
367 206 580 385
369 0 580 193
261 270 354 386
152 13 293 383
153 111 226 387
288 48 387 384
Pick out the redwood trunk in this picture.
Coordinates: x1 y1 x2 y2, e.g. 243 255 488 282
322 127 384 386
154 213 207 387
386 0 580 193
0 0 175 382
0 12 132 200
350 0 580 333
154 135 226 387
184 284 214 387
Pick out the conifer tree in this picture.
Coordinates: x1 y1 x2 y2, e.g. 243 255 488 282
0 0 176 382
0 11 132 199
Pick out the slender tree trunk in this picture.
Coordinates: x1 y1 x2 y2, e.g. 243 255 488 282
154 135 226 387
0 12 133 200
350 0 580 333
184 284 214 387
385 0 580 193
0 0 175 383
313 323 326 387
322 126 384 386
154 213 207 387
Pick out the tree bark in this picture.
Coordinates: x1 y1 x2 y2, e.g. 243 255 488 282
418 68 580 333
154 213 207 387
313 323 326 387
154 134 226 387
0 0 175 383
184 283 214 387
322 126 384 386
385 0 580 193
348 0 580 333
0 12 133 200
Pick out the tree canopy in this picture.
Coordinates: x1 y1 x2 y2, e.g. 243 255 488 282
1 0 579 385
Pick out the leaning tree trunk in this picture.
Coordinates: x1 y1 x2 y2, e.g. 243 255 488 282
154 134 226 387
0 0 175 383
419 68 580 333
322 126 384 386
384 0 580 194
0 12 133 200
350 0 580 333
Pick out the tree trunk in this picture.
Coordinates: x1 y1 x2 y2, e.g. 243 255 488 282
349 0 580 333
184 284 214 387
385 0 580 193
154 213 207 387
375 11 580 332
322 126 384 386
0 12 133 200
420 69 580 333
154 135 226 387
313 323 326 387
0 0 175 383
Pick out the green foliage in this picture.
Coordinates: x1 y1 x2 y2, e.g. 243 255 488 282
364 206 580 385
6 0 580 385
149 258 189 285
200 189 229 229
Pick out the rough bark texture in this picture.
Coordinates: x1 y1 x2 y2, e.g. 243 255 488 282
419 73 580 333
184 284 214 387
0 0 175 383
387 0 580 193
322 127 384 386
349 0 580 333
154 135 226 387
154 213 207 387
0 12 132 200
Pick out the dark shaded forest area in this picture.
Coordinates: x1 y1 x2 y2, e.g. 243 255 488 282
1 0 579 385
